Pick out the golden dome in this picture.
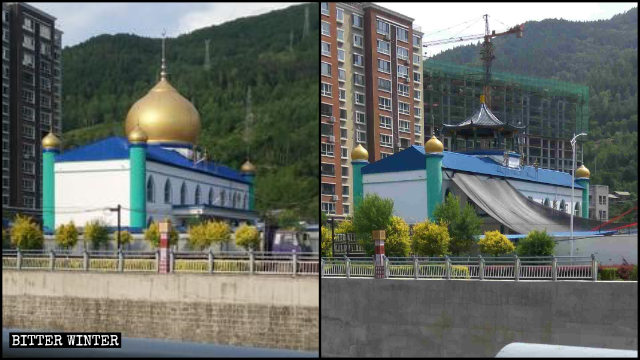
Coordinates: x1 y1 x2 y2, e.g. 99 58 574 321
128 125 148 143
425 135 444 153
42 132 61 150
351 144 369 161
575 164 590 178
124 78 201 145
241 160 256 174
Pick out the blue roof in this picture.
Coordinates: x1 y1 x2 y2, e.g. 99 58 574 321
56 137 249 184
362 145 583 189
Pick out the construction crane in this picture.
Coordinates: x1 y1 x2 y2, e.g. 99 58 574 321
423 15 524 109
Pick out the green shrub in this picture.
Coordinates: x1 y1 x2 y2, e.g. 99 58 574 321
320 226 332 257
84 219 110 250
412 221 449 257
115 231 133 248
600 267 619 281
10 215 43 249
631 265 638 281
479 230 515 256
2 228 10 249
451 265 471 279
517 230 555 256
55 222 79 250
434 193 482 255
144 221 179 248
385 216 411 257
235 223 260 250
353 193 394 256
335 218 354 234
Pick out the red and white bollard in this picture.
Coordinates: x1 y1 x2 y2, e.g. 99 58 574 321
373 230 386 279
158 220 171 274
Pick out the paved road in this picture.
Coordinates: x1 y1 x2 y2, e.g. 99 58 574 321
3 329 318 358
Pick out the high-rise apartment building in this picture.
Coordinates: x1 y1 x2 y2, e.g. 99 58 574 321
2 3 62 219
321 2 423 218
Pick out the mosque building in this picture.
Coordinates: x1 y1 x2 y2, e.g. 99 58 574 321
350 96 593 235
41 45 257 233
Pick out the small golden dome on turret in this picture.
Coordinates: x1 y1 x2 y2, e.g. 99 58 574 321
128 125 148 144
575 164 590 178
42 132 61 150
425 135 444 153
241 160 256 174
351 144 369 161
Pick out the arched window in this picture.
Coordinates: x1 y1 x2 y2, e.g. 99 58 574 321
543 198 550 207
233 192 239 208
180 182 187 205
444 188 452 200
195 185 201 205
221 190 226 207
147 217 154 227
208 188 214 205
560 199 566 212
575 202 580 216
527 196 533 201
146 176 155 203
164 179 172 204
244 193 248 209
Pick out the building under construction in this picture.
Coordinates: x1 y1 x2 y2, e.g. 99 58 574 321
423 59 589 173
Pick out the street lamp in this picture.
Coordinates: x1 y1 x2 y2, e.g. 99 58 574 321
109 204 122 251
570 133 587 257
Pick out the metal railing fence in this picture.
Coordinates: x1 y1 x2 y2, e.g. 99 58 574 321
2 249 318 276
321 254 598 281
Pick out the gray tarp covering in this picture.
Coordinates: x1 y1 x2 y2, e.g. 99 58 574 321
451 173 591 234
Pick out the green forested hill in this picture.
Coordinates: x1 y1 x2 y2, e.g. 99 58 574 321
431 8 638 217
61 4 319 221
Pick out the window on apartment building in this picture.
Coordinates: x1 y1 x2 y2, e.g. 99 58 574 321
23 53 34 68
22 89 34 103
397 65 409 78
41 95 51 108
339 89 346 101
2 65 8 79
414 107 422 117
337 29 344 42
336 7 344 22
22 125 35 139
398 83 409 97
321 21 330 36
342 185 350 196
414 71 421 83
321 83 332 97
352 14 363 28
340 108 347 119
399 102 410 115
414 90 421 101
321 42 331 56
413 53 420 65
399 120 410 133
321 143 334 156
381 153 392 159
22 161 35 175
355 92 365 105
376 20 390 35
353 53 364 67
376 39 390 55
22 178 35 192
378 97 392 111
321 183 335 195
354 73 365 86
40 42 51 57
23 143 35 157
321 2 329 15
353 34 363 48
397 28 409 42
24 17 34 31
321 163 335 176
40 24 52 39
2 48 9 61
321 123 333 136
41 77 51 91
321 202 335 214
40 61 51 75
338 48 345 62
321 103 332 117
24 196 35 209
397 46 409 60
341 166 349 177
321 62 331 77
378 78 391 92
380 115 392 129
355 111 366 124
377 59 391 73
400 137 411 149
338 68 346 81
341 147 348 159
22 106 34 121
413 35 421 47
340 128 347 139
23 71 35 85
357 130 366 142
380 134 393 147
23 35 35 50
415 124 422 134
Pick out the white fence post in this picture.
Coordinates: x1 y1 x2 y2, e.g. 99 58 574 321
479 255 484 280
249 250 254 274
552 255 557 281
169 248 175 273
345 256 350 278
321 258 325 277
49 250 55 271
591 254 597 282
292 249 297 276
208 249 214 274
445 255 451 280
118 249 124 272
83 250 89 271
514 254 520 282
384 256 389 278
17 248 22 270
413 255 418 279
155 249 159 273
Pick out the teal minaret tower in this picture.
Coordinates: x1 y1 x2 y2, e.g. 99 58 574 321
425 134 444 221
42 132 61 233
128 126 148 230
351 144 369 212
575 164 590 218
241 160 256 211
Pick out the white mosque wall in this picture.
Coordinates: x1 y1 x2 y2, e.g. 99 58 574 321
55 160 131 228
145 161 251 226
507 179 583 214
363 170 429 224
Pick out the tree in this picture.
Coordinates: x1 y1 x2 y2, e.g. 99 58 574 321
320 226 332 257
385 216 411 257
10 215 44 250
517 230 555 256
207 221 231 247
144 221 179 249
478 230 515 256
321 212 327 227
235 223 260 251
117 230 133 249
353 193 394 256
412 220 450 257
55 222 79 250
2 228 10 249
335 218 353 234
83 219 110 250
277 209 304 231
434 193 482 255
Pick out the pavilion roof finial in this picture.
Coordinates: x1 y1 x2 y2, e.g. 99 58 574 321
160 29 167 80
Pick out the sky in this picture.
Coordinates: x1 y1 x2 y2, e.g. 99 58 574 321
28 2 301 48
378 2 637 57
